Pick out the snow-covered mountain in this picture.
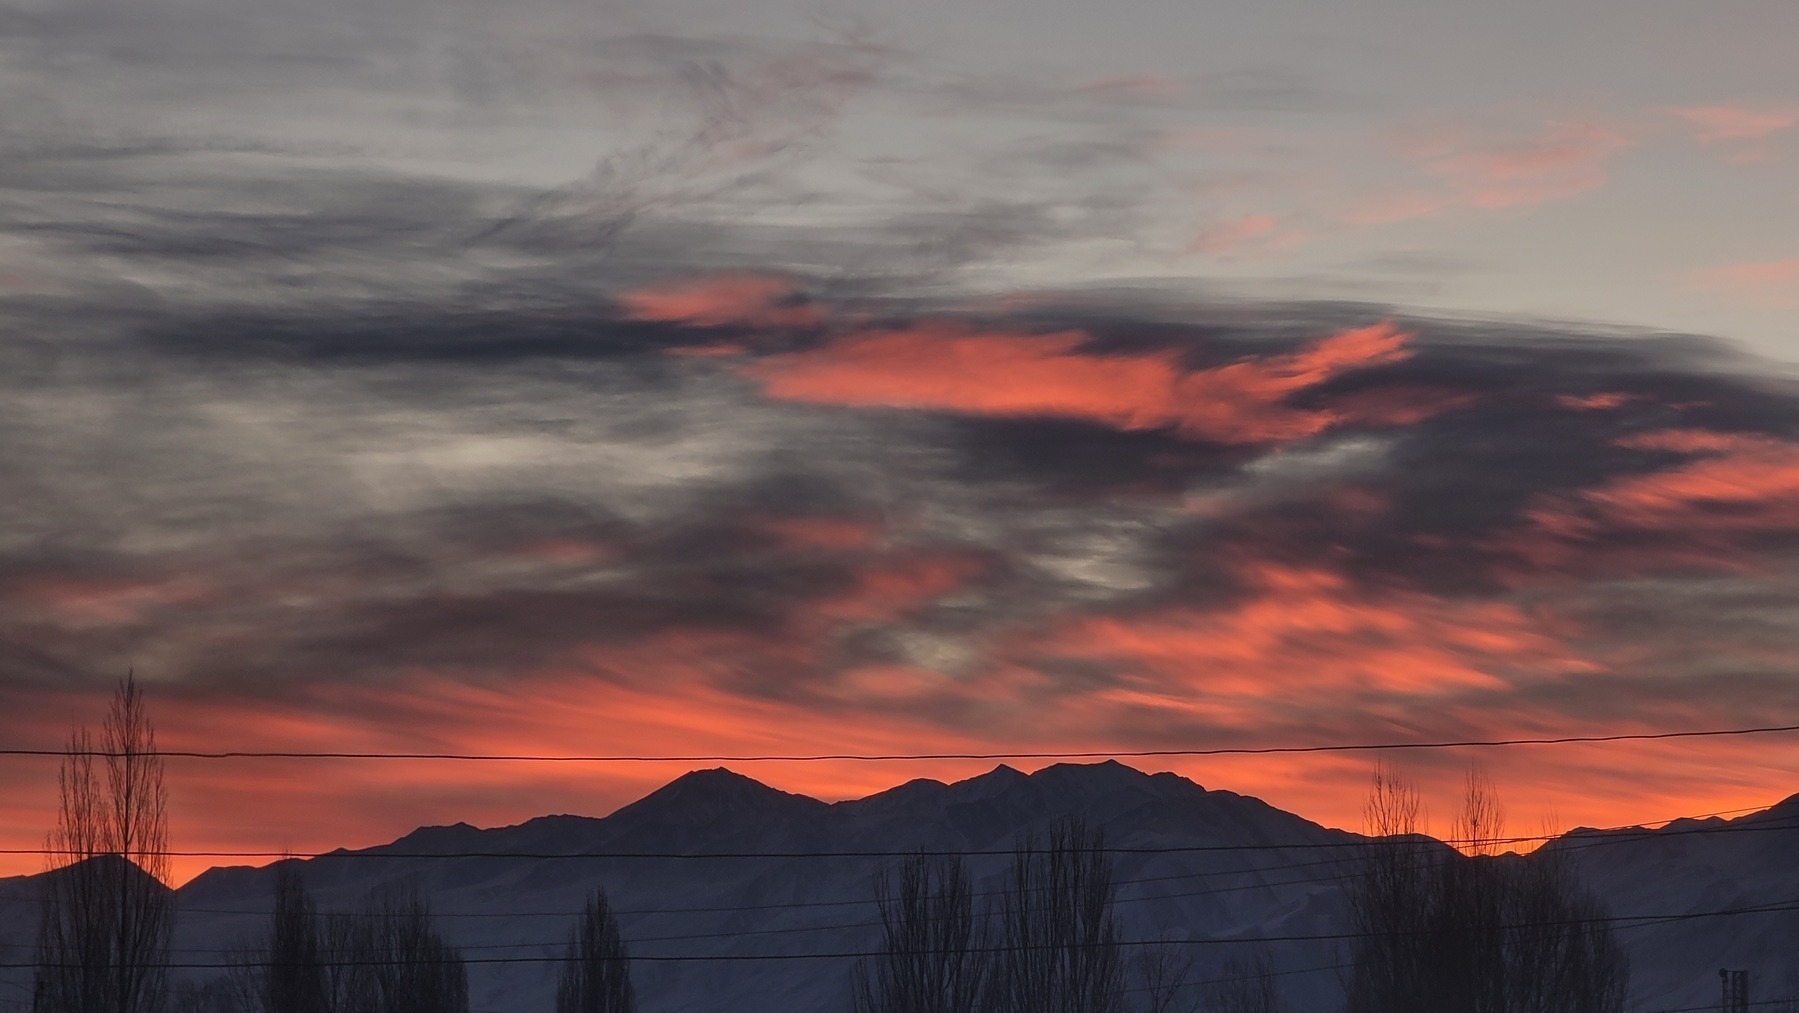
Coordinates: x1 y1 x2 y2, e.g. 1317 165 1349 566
1 762 1795 1012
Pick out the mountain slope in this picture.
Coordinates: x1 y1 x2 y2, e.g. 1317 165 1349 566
1 764 1795 1012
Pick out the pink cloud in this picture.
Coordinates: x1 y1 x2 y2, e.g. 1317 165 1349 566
1033 560 1588 702
7 574 211 625
1556 392 1637 411
1666 104 1799 144
1346 190 1455 227
1686 257 1799 310
1187 214 1308 256
1352 122 1633 225
1426 122 1633 210
617 273 821 329
1495 428 1799 576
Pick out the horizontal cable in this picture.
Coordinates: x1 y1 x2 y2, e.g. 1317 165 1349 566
6 722 1799 762
12 895 1799 969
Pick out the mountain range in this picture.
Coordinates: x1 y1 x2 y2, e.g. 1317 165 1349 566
2 761 1796 1012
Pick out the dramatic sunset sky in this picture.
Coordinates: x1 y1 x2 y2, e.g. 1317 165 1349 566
3 0 1799 883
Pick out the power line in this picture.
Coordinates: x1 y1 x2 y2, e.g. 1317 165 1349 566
5 721 1799 762
9 894 1799 970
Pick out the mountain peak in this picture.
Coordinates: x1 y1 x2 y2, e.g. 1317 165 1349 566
662 766 797 799
1030 758 1150 782
607 767 829 829
42 853 173 895
381 820 486 856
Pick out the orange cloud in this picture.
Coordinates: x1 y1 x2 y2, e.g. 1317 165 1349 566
1666 104 1799 144
617 273 821 329
812 554 983 625
1501 429 1799 574
1032 560 1587 704
1556 392 1636 411
1687 257 1799 310
1582 430 1799 532
741 320 1420 444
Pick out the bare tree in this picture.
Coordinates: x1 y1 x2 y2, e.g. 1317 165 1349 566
1130 938 1196 1013
853 854 985 1013
984 819 1125 1013
342 885 468 1013
1342 764 1434 1013
556 888 636 1013
167 977 239 1013
1201 953 1286 1013
35 673 174 1013
233 863 327 1013
1504 837 1629 1013
1342 766 1629 1013
1433 769 1511 1013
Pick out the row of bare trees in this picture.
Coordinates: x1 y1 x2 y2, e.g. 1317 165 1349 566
224 867 470 1013
194 866 638 1013
1343 766 1629 1013
852 820 1143 1013
30 676 636 1013
163 868 636 1013
850 820 1286 1013
853 773 1632 1013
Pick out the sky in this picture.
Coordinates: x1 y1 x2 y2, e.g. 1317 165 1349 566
2 0 1798 884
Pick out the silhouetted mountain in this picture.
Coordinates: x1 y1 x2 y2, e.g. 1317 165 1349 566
1 762 1795 1012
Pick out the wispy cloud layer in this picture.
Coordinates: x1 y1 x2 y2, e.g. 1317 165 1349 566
6 0 1799 879
4 264 1799 875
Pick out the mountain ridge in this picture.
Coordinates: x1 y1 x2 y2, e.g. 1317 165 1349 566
1 761 1795 1013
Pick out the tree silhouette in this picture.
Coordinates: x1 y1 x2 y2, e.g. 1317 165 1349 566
1201 953 1287 1013
853 853 985 1013
555 887 636 1013
343 885 468 1013
1343 766 1628 1013
235 862 327 1013
1129 937 1197 1013
34 672 173 1013
984 818 1125 1013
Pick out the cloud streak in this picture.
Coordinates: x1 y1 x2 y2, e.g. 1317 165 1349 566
1688 257 1799 310
737 318 1419 443
5 270 1799 877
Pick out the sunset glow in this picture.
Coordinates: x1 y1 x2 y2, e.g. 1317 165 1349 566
6 267 1799 886
2 0 1798 921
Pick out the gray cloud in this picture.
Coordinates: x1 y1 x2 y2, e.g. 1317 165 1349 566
6 0 1799 757
7 267 1799 753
